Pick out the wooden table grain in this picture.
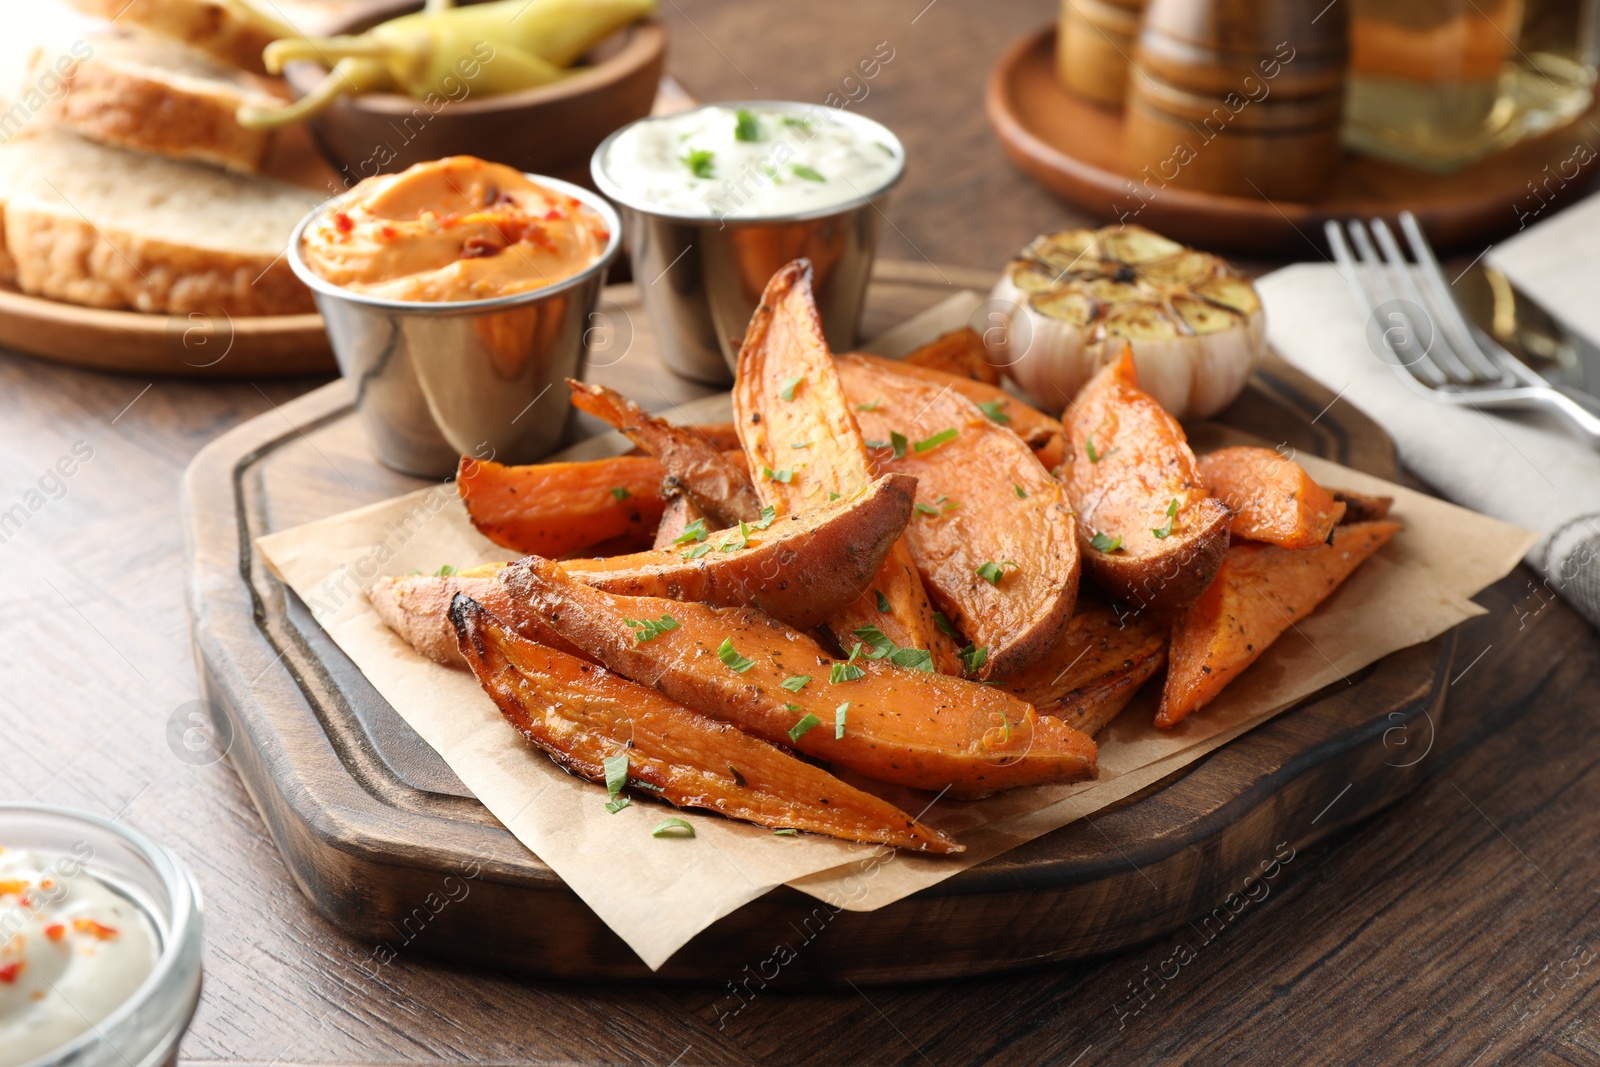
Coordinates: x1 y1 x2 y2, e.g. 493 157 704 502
2 2 1599 1065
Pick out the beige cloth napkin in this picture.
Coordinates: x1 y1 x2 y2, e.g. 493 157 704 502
1257 263 1600 629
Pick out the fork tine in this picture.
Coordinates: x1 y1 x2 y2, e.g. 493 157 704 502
1368 218 1479 383
1346 220 1449 387
1396 212 1508 382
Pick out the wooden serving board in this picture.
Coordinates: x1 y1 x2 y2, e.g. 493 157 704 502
988 26 1600 255
182 260 1454 984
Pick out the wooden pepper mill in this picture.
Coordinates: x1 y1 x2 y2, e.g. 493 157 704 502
1057 0 1149 108
1125 0 1349 201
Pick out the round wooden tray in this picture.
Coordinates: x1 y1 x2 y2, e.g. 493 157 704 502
987 25 1600 255
183 261 1453 984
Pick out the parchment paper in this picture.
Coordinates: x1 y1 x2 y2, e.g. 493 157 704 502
257 296 1536 969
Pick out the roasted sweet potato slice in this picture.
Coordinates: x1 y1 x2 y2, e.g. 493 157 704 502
735 260 962 674
368 569 585 668
847 353 1067 472
901 327 1003 385
651 487 704 550
1199 446 1346 549
498 558 1099 794
1157 520 1402 727
562 473 915 629
624 422 743 455
457 455 667 558
836 356 1080 681
1063 348 1231 613
451 596 960 852
568 379 763 527
1330 488 1395 524
999 602 1167 736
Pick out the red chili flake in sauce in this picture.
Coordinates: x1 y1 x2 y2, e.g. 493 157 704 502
439 212 460 229
44 924 64 943
460 236 503 259
379 225 398 240
71 918 119 941
334 212 354 235
0 961 22 984
542 207 564 221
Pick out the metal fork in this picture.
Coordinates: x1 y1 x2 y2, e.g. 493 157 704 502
1326 211 1600 448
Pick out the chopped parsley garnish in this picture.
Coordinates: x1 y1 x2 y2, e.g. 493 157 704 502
734 108 762 142
915 502 941 517
605 796 631 814
673 518 708 544
792 441 812 449
915 494 960 518
681 542 713 560
781 115 813 131
851 626 935 672
779 375 804 401
875 590 891 613
1014 484 1028 498
609 486 631 501
603 753 630 812
1090 531 1124 553
718 521 752 552
752 505 778 529
1085 431 1117 464
856 397 883 412
780 674 811 692
957 643 988 675
785 703 802 712
652 818 695 838
718 637 755 673
827 491 841 501
830 644 867 683
792 163 826 182
853 625 896 658
787 713 822 743
681 148 715 179
914 428 958 453
1151 498 1179 539
625 614 680 642
934 611 960 639
976 560 1017 586
433 564 457 577
978 401 1011 425
763 466 793 483
890 647 934 671
890 431 908 459
773 828 798 836
835 702 850 739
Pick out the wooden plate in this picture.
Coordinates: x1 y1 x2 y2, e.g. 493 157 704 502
182 261 1453 984
987 26 1600 255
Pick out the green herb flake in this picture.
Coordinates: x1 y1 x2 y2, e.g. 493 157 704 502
734 108 763 142
609 486 631 501
787 712 822 743
1151 498 1179 540
625 614 680 642
976 560 1017 586
763 466 794 483
934 611 960 639
852 625 896 659
718 637 756 674
652 818 695 838
718 521 752 553
1014 484 1028 499
835 702 850 739
913 428 959 454
875 590 891 613
780 674 812 692
830 644 866 683
752 505 778 530
773 828 799 836
1090 531 1124 553
888 647 934 672
958 644 988 676
792 163 826 182
856 397 883 412
781 115 813 131
779 375 804 401
673 518 708 544
604 753 629 803
681 148 715 179
827 491 841 502
915 502 941 517
792 441 812 449
604 796 631 814
433 564 457 577
681 542 713 560
785 703 802 712
978 401 1011 425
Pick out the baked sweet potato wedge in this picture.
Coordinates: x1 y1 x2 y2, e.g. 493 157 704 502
568 379 764 527
498 558 1099 794
1157 520 1402 727
735 260 962 674
847 353 1067 472
837 356 1080 681
562 472 916 629
452 596 960 852
652 488 704 550
457 454 668 558
901 327 1003 385
1330 488 1395 524
999 602 1167 736
1199 446 1346 549
1064 348 1231 613
368 568 584 668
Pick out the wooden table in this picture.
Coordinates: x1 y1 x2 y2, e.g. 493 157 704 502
3 1 1599 1064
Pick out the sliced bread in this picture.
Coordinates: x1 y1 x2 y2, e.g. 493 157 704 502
1 127 317 315
35 31 285 174
61 0 283 75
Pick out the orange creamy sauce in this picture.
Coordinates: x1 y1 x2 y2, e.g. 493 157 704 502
302 157 610 302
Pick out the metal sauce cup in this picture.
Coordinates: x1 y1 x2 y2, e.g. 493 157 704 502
592 102 906 385
288 175 623 478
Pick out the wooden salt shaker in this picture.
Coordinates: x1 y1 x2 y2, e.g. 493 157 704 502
1057 0 1149 108
1125 0 1349 201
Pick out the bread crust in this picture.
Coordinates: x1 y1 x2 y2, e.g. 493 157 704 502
62 0 278 74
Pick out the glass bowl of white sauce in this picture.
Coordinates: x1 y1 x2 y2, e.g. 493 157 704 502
0 804 202 1067
593 102 906 383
